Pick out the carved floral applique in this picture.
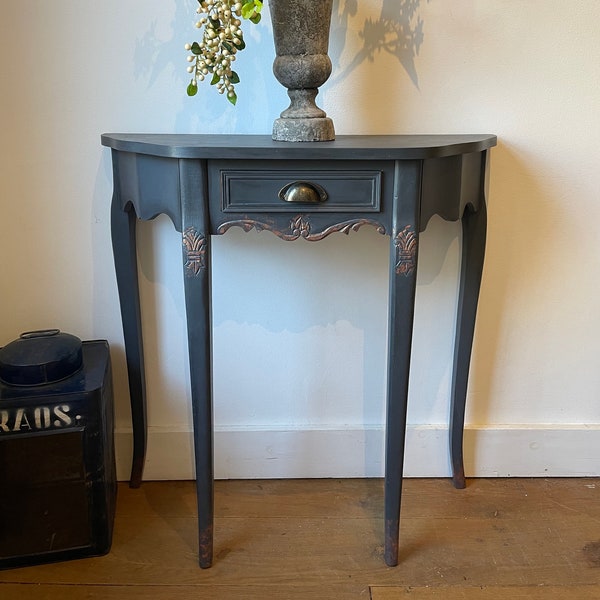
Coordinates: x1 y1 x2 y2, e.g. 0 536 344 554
183 227 207 276
394 225 417 276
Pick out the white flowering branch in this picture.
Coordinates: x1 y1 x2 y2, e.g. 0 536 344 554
186 0 262 105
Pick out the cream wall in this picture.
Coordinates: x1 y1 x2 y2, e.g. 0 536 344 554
1 1 599 480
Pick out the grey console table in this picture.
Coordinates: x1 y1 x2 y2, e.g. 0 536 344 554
101 133 497 568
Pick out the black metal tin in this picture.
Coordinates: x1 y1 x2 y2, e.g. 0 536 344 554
0 338 116 569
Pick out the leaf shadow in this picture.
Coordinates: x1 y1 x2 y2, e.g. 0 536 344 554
133 1 193 89
330 0 427 89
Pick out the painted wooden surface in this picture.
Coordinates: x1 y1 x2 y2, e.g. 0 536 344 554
104 134 496 567
101 133 496 159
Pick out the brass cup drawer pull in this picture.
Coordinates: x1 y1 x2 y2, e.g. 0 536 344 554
278 181 328 204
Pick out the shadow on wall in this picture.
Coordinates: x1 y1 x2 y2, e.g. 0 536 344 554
462 143 570 475
133 1 426 132
132 1 205 98
330 0 426 88
133 0 276 133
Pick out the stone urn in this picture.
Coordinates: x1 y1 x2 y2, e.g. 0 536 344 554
269 0 335 142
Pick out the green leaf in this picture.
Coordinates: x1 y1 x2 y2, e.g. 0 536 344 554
241 2 255 19
228 92 238 106
210 72 220 85
230 71 240 84
222 41 233 53
187 82 198 96
233 37 246 50
241 1 261 22
191 42 202 55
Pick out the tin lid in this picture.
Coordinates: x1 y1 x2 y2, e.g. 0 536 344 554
0 329 83 386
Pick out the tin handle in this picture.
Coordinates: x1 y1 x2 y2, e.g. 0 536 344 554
20 329 61 339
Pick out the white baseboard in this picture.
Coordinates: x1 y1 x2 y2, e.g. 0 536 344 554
114 425 600 481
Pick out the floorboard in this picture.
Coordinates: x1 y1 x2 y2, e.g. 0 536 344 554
1 478 598 599
371 584 600 599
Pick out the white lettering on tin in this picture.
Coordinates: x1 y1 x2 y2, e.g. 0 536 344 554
0 404 80 433
0 410 9 432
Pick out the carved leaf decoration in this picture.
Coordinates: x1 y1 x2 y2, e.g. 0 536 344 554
217 216 387 241
183 227 207 276
394 225 417 276
290 216 311 238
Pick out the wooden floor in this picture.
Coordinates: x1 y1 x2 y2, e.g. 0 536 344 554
1 478 600 599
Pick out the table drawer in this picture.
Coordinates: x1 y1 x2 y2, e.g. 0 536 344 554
210 160 389 213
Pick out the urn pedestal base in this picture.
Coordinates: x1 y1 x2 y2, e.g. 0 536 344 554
273 116 335 142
